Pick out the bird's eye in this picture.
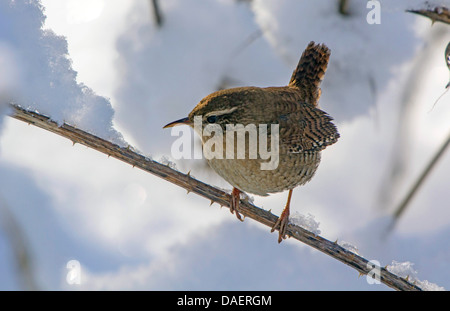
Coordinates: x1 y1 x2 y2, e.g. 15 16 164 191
206 115 217 123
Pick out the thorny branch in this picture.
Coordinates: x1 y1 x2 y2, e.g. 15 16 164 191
8 104 423 291
406 5 450 25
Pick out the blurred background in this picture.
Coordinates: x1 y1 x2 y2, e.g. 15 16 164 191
0 0 449 290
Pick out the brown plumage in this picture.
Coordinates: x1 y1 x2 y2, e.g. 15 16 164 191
164 41 339 242
289 41 330 105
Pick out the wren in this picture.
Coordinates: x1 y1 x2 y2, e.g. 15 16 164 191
164 41 339 242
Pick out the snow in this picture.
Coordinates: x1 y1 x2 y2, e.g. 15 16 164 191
289 212 321 236
338 241 360 255
159 155 177 170
386 261 445 291
239 191 255 204
1 0 449 291
0 0 125 146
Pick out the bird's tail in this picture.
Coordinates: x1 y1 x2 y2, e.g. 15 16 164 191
288 41 330 106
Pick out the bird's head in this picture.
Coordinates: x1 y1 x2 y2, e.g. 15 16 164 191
163 87 256 135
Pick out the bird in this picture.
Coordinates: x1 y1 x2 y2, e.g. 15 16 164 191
164 41 339 243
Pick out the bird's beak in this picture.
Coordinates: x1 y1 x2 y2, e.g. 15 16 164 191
163 117 192 129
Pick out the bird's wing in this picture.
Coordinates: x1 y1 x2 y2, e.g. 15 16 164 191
277 103 339 153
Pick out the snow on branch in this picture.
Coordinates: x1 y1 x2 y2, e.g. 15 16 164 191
8 103 425 291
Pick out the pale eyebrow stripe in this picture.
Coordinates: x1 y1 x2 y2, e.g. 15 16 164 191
204 107 238 117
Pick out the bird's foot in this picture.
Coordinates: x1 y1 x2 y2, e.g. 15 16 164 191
230 187 243 221
271 189 293 243
271 207 290 243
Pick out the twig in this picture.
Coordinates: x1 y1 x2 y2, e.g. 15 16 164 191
446 41 450 70
150 0 163 27
388 131 450 233
377 26 447 214
230 29 263 59
7 104 423 291
406 5 450 25
338 0 350 17
0 195 40 290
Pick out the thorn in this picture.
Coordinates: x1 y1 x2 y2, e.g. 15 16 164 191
186 170 191 177
187 189 191 195
405 275 410 282
334 239 339 244
358 271 364 278
209 200 214 206
72 140 76 146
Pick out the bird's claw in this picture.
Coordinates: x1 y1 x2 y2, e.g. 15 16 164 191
231 187 243 221
271 203 291 243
